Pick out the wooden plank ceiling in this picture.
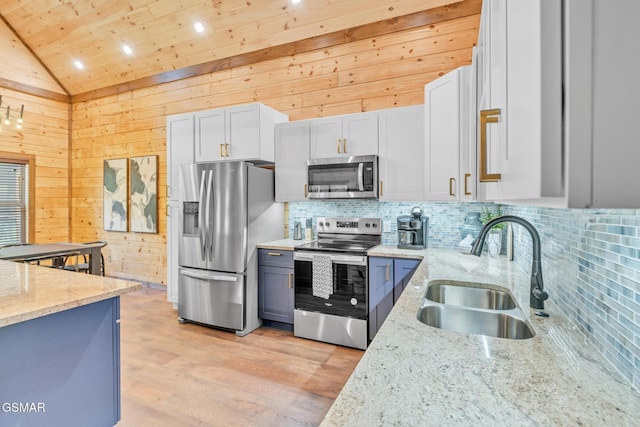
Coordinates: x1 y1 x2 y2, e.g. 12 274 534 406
0 0 461 99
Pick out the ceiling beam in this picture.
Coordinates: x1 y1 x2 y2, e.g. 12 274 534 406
72 0 480 103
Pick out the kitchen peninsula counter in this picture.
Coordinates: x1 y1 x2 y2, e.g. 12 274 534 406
0 259 140 327
0 260 141 426
319 246 640 426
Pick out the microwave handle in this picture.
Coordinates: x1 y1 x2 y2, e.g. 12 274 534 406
358 162 364 191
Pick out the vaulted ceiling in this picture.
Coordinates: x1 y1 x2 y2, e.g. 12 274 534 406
0 0 463 100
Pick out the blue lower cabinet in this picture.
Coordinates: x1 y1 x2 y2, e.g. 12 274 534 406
368 257 394 340
369 257 421 340
393 258 420 303
258 249 294 328
0 298 121 427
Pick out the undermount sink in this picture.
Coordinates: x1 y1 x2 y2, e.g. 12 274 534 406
417 304 535 340
425 280 516 310
417 280 535 340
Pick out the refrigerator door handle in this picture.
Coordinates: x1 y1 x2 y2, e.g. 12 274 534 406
198 170 207 261
205 170 213 260
180 269 239 282
207 169 215 260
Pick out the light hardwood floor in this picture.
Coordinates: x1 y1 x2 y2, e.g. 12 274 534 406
117 287 363 427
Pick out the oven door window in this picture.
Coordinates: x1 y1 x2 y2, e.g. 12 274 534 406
294 260 367 319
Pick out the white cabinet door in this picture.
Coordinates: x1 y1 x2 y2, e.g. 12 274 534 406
309 112 378 158
424 66 474 201
195 109 225 162
341 112 378 156
167 201 180 305
275 121 310 202
424 69 462 201
479 0 507 200
478 0 562 201
378 105 425 201
225 104 261 160
309 117 342 158
166 113 195 200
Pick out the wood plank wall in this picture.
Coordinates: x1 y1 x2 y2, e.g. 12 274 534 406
0 88 70 243
70 13 480 285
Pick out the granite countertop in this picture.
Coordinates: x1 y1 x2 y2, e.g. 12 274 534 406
257 238 310 250
318 246 640 426
0 260 141 327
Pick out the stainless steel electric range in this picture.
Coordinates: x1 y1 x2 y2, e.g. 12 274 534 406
293 217 381 350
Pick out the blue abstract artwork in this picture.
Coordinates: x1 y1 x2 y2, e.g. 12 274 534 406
103 158 128 232
130 155 157 233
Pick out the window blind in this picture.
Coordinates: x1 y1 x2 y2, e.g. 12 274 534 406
0 161 28 245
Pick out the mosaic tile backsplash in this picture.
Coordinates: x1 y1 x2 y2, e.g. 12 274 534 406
288 200 496 247
501 206 640 392
289 201 640 391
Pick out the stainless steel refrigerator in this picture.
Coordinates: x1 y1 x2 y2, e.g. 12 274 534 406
178 161 283 336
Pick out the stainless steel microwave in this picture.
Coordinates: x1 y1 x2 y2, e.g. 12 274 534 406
307 155 378 199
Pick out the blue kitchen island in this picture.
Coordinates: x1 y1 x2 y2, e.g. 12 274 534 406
0 260 140 427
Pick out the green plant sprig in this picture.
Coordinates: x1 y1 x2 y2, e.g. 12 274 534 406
480 205 505 230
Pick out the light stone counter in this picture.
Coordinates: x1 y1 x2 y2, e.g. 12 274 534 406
320 246 640 426
257 238 310 251
0 259 141 327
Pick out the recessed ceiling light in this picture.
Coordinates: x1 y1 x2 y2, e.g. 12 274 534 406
194 22 204 33
292 0 301 4
74 60 84 70
122 45 133 55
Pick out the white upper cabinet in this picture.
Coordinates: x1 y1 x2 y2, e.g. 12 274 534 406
424 66 474 201
195 103 287 163
275 121 310 202
309 111 378 159
378 105 425 201
166 113 195 201
476 0 640 208
478 0 563 202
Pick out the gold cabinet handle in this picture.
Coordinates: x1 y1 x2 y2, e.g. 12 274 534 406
379 180 383 196
449 178 455 197
267 252 282 256
219 144 224 158
225 143 230 157
166 205 169 216
337 138 341 154
479 109 502 182
288 272 294 289
464 173 471 195
385 264 390 281
304 184 308 198
343 138 347 154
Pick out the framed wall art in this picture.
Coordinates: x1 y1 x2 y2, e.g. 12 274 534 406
103 158 128 232
129 155 158 233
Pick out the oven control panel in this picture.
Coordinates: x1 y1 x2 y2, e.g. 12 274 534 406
316 217 381 235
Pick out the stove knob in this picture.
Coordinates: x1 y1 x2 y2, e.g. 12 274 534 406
325 222 330 227
318 221 324 228
372 222 378 228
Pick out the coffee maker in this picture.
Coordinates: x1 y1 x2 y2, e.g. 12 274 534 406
397 206 428 249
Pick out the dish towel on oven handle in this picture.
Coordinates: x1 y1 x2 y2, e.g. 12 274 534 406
312 254 333 299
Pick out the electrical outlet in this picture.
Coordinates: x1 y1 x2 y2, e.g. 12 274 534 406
383 220 391 233
108 256 112 263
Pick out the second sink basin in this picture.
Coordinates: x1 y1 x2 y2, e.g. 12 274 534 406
417 304 535 340
425 280 516 310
